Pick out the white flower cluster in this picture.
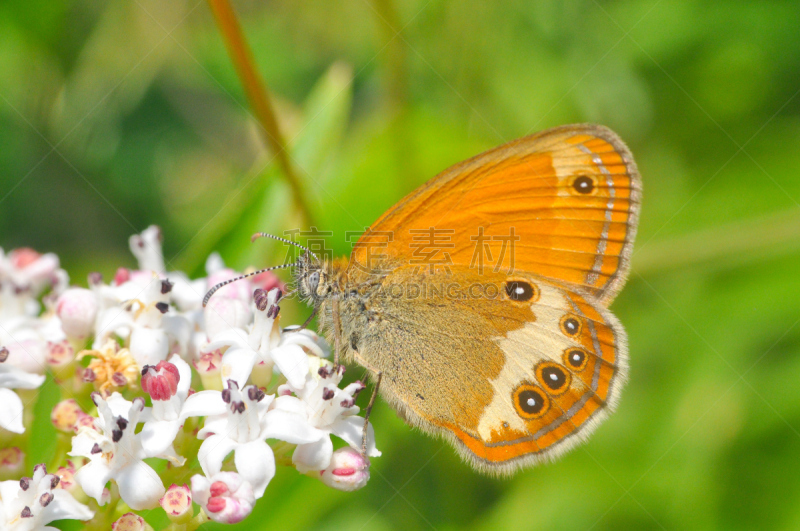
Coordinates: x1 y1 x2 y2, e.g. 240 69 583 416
0 227 379 529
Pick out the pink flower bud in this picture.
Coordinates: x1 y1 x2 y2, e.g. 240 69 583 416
47 340 74 367
9 247 41 269
9 248 61 294
0 447 25 478
51 399 89 432
75 412 96 431
56 288 97 339
194 347 223 391
160 484 192 522
141 361 181 401
194 349 222 374
191 472 254 524
204 296 251 339
251 270 286 293
113 267 131 285
54 461 79 494
318 447 370 491
111 512 154 531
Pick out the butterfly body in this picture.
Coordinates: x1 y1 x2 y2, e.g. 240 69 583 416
295 124 640 474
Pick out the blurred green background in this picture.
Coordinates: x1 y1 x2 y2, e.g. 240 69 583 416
3 0 800 529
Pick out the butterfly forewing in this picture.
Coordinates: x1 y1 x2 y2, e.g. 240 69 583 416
350 124 641 306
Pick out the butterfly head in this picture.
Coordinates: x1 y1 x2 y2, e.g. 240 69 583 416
295 251 328 302
294 250 353 305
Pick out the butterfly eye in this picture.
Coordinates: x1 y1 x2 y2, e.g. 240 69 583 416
563 348 589 372
512 383 550 420
536 362 571 395
571 175 595 194
308 271 320 294
504 280 538 302
559 315 582 337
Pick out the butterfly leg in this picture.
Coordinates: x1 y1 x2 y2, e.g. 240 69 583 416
352 351 382 457
287 307 317 332
362 371 382 457
332 297 342 370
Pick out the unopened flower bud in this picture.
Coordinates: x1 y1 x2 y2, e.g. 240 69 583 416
54 461 79 494
10 247 41 269
204 297 251 339
317 447 370 491
141 361 180 400
111 512 154 531
0 447 25 479
250 269 285 293
191 472 254 524
56 288 97 339
194 348 223 391
160 484 192 523
47 340 75 367
113 267 130 285
51 399 89 432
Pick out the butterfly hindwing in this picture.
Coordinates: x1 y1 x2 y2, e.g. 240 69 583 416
449 277 626 471
345 266 627 473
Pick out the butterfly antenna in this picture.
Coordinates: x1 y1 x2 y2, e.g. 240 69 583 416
251 232 318 260
203 263 298 307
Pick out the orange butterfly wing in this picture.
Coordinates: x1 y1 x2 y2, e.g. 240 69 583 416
350 124 641 306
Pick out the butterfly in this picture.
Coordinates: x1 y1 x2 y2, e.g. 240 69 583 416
209 124 641 474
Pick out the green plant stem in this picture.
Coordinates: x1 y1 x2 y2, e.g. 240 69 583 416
206 0 316 226
369 0 407 108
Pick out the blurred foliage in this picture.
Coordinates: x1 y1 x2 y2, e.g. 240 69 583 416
2 0 800 529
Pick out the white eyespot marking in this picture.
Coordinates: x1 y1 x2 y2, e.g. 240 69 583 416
515 287 525 295
527 398 536 407
549 373 558 381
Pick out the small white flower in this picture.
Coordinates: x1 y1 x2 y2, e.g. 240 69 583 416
139 355 226 457
201 254 258 339
0 313 65 375
69 393 166 510
0 348 45 434
0 248 64 300
0 463 94 530
196 381 322 498
276 362 380 473
210 288 327 389
191 472 254 524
